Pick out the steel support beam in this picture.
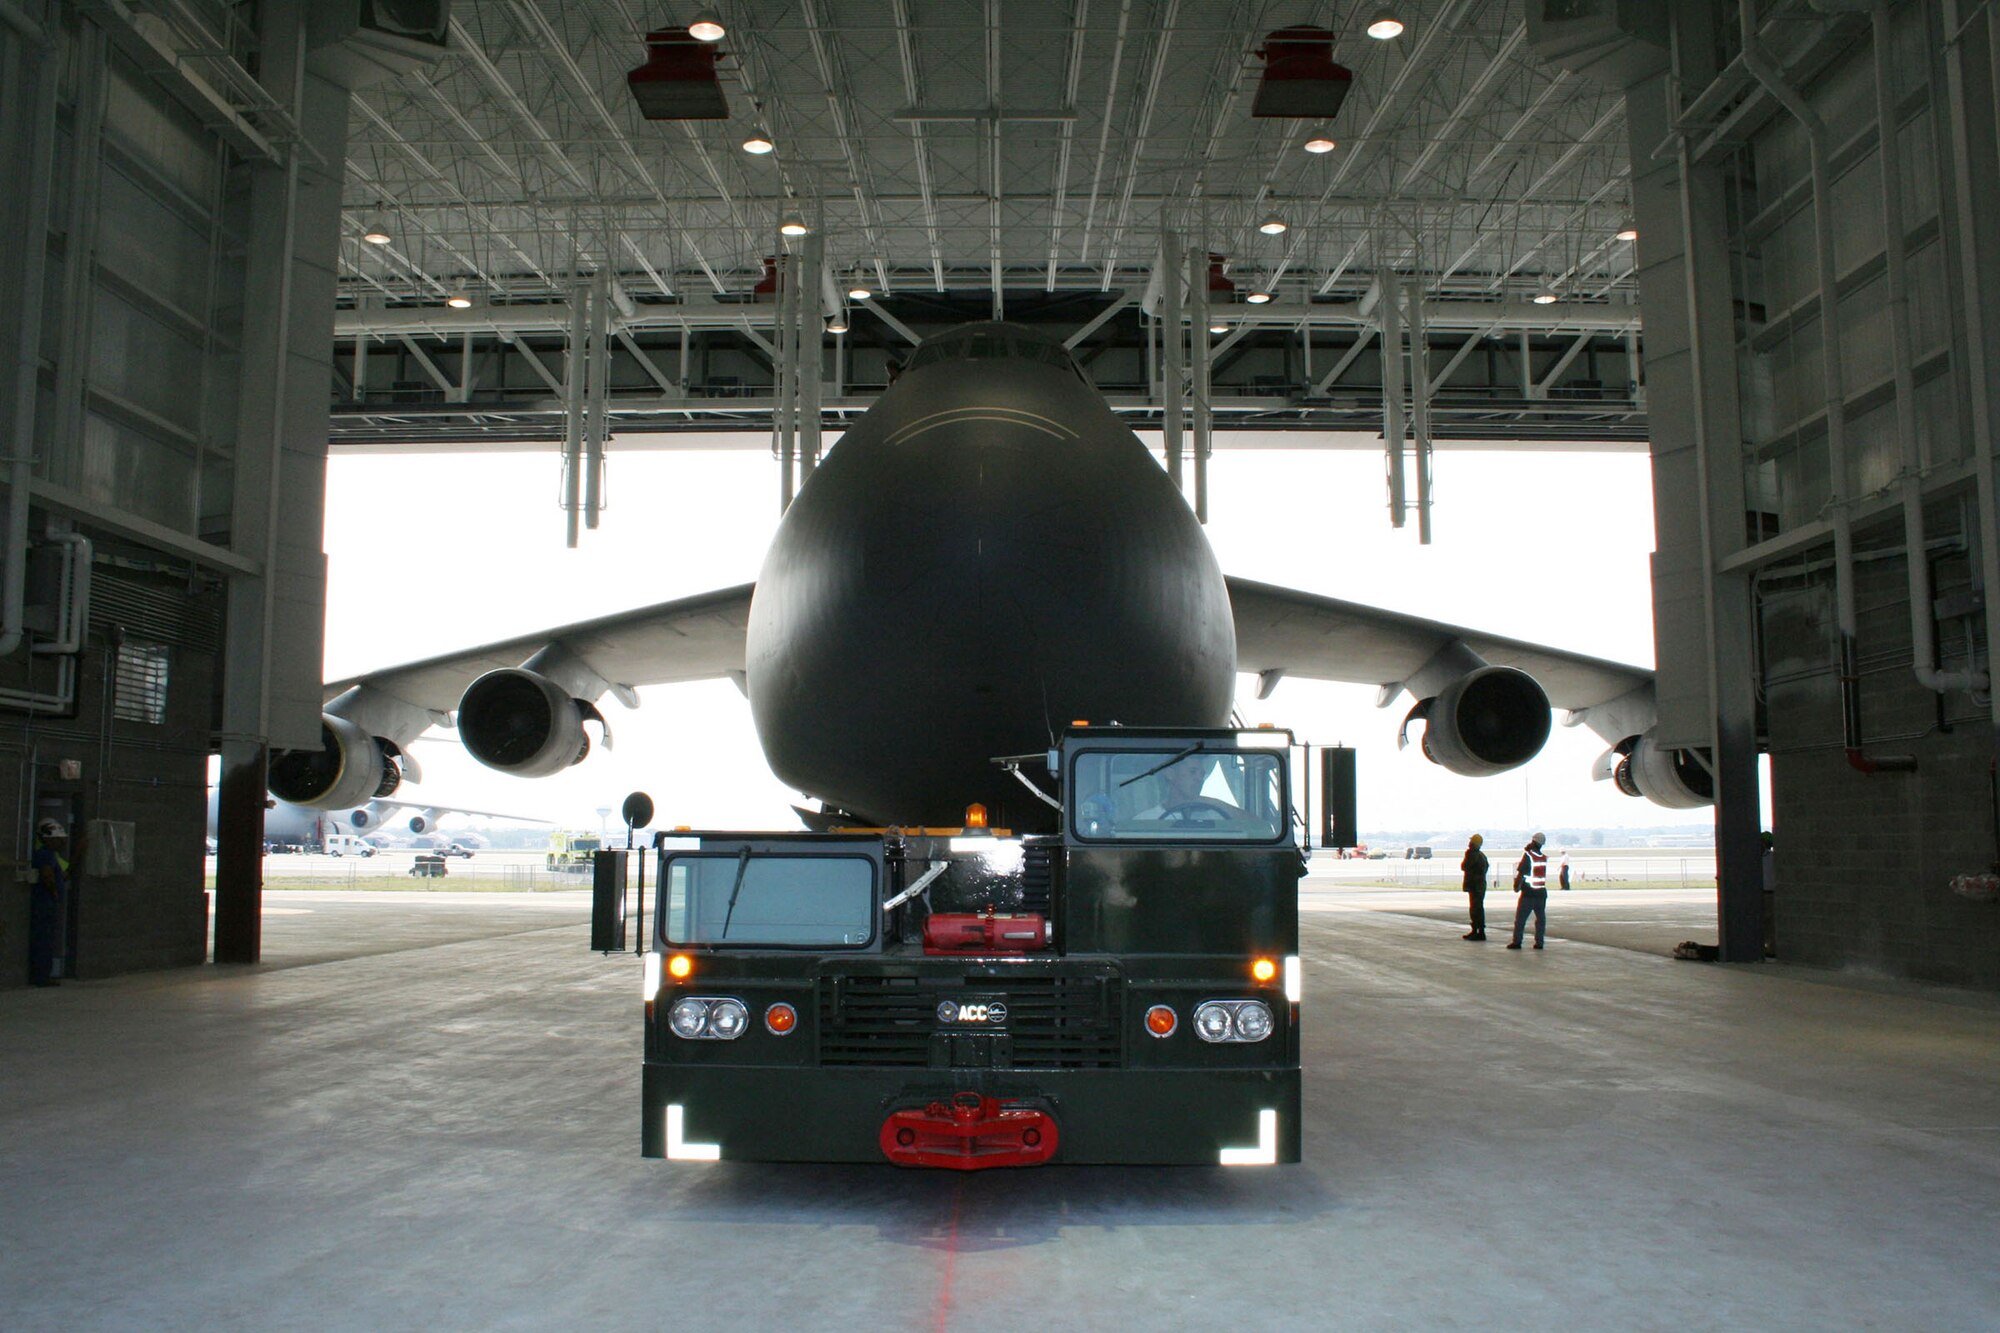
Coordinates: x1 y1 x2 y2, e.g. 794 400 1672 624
1380 277 1406 529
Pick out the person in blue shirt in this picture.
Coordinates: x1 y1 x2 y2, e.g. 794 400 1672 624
28 819 68 986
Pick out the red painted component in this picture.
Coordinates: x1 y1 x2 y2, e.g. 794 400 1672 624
627 29 729 120
1207 254 1235 295
752 257 779 297
922 912 1049 955
1251 26 1353 120
880 1093 1059 1170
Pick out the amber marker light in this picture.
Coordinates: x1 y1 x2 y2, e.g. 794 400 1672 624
668 954 694 980
1145 1005 1179 1037
1251 957 1279 984
964 803 989 830
765 1002 798 1035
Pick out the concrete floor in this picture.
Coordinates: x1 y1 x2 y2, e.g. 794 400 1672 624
3 888 1998 1331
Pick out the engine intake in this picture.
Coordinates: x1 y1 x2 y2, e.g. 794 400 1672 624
269 714 402 810
1609 733 1714 809
458 668 608 777
1404 666 1552 776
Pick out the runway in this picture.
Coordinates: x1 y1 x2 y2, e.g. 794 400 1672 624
3 887 1996 1330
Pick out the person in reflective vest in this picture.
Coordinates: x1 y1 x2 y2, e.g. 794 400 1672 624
1507 831 1548 950
29 819 69 986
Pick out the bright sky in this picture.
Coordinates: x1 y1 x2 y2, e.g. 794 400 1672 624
324 433 1700 837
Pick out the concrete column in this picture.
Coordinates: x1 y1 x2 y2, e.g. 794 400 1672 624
1407 272 1432 545
561 280 586 548
216 0 352 964
1627 17 1761 961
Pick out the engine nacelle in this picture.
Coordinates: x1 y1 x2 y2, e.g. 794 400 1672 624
350 807 374 829
457 668 606 777
408 813 434 834
1609 733 1714 809
1406 666 1552 776
269 714 402 810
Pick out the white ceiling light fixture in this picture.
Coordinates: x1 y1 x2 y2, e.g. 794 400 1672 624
847 272 872 300
779 215 809 237
1209 321 1229 334
827 312 850 334
1302 130 1337 154
1616 225 1639 241
687 11 725 42
1367 9 1405 39
1258 213 1288 236
742 131 774 154
1245 290 1273 305
1531 291 1559 305
360 218 393 246
445 285 473 310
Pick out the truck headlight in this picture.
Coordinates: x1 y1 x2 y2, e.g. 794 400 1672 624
1234 1001 1274 1042
1194 1002 1235 1042
669 997 711 1039
1193 999 1274 1043
707 999 749 1039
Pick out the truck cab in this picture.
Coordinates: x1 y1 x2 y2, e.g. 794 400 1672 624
627 725 1305 1168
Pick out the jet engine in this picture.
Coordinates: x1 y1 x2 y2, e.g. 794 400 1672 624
407 812 435 834
269 715 402 810
1605 732 1714 809
1404 666 1552 777
350 807 375 829
457 668 609 777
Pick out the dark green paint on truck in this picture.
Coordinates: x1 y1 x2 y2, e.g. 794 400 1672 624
632 727 1306 1167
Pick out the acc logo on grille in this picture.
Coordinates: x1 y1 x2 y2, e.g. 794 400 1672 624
936 1000 1008 1025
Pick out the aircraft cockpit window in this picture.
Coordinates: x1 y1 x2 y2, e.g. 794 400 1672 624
1068 749 1287 843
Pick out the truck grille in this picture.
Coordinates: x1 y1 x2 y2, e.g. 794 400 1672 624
817 972 1124 1070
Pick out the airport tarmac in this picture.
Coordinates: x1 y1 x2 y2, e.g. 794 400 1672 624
3 887 1998 1330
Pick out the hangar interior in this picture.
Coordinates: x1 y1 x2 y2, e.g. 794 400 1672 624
4 0 1998 988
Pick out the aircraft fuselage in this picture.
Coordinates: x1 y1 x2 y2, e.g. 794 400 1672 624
746 323 1236 829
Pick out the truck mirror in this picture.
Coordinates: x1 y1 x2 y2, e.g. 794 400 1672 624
591 849 631 952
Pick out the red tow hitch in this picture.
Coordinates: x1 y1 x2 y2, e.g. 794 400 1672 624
879 1093 1059 1170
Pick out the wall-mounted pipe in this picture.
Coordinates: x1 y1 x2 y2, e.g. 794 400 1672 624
1874 4 1987 697
1739 5 1876 769
561 278 586 548
1380 273 1406 529
1 20 58 662
1159 232 1184 491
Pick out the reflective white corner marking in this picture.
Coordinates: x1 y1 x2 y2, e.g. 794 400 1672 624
1219 1109 1278 1166
665 1103 721 1161
643 952 662 1002
1283 955 1301 1004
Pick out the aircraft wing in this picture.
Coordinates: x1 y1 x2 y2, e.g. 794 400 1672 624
1226 575 1652 719
366 797 556 825
325 582 756 716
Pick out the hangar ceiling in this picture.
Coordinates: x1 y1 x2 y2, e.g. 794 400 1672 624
330 0 1646 445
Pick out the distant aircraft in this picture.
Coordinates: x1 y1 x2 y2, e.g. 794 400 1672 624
206 790 546 849
268 321 1711 833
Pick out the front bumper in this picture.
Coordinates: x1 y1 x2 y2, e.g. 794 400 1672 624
642 1062 1302 1166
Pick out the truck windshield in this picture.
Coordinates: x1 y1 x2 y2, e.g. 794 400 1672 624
661 854 876 947
1070 749 1287 842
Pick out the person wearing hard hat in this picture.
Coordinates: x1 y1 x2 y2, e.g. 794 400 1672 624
28 818 69 986
1459 833 1490 940
1507 832 1549 950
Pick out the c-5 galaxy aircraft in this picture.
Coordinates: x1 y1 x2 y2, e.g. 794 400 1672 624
269 322 1710 833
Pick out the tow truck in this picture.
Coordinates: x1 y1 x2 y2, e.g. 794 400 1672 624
605 725 1305 1168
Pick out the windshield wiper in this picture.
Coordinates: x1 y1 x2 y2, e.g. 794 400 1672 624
1119 742 1204 788
719 846 753 938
